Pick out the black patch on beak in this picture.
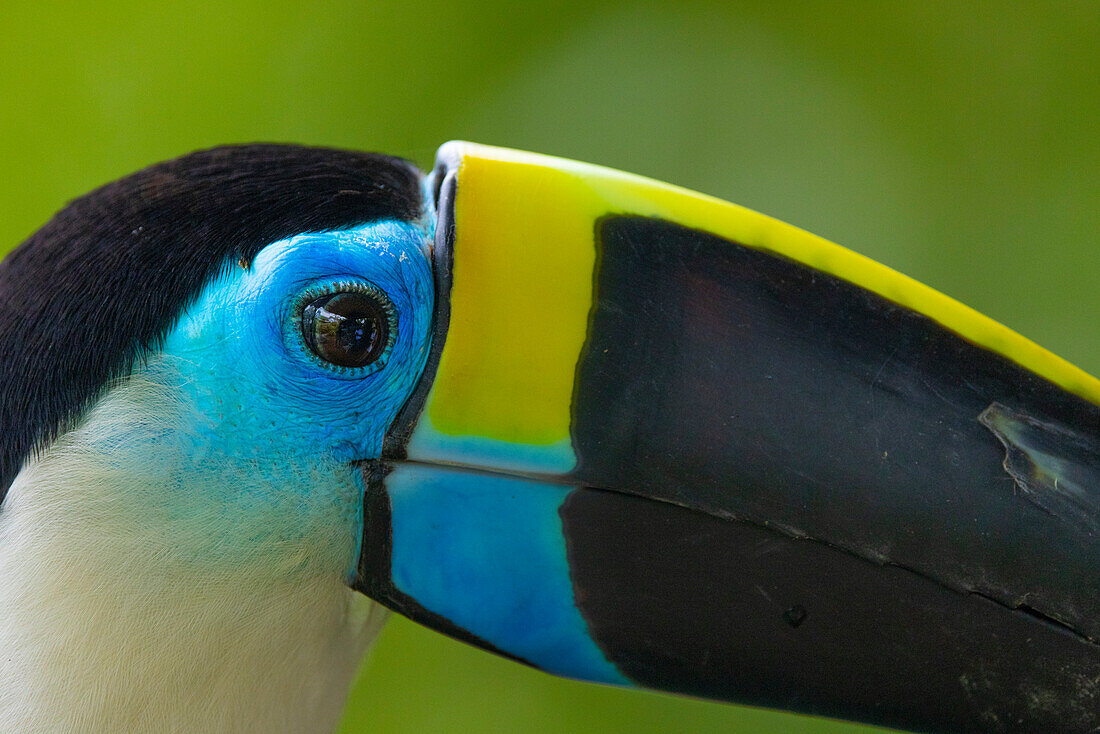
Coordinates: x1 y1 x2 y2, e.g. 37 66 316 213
552 215 1100 732
561 487 1100 733
568 216 1100 642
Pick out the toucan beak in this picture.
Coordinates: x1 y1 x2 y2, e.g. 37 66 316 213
356 143 1100 734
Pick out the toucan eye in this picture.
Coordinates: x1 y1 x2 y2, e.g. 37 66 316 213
299 286 393 370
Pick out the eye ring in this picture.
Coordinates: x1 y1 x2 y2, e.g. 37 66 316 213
294 281 397 374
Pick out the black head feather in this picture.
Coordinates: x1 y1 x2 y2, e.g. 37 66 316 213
0 144 425 499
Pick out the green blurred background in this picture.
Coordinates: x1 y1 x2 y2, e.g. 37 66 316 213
2 2 1097 732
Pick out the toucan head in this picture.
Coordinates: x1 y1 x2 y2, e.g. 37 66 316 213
2 142 1099 733
0 146 436 584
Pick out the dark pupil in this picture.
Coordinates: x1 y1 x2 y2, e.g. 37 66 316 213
302 292 388 368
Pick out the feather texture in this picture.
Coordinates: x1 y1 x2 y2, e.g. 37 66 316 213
0 369 387 733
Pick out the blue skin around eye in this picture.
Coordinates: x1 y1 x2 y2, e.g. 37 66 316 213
150 220 434 575
161 220 434 462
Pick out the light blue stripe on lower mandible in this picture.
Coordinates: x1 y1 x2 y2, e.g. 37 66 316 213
385 464 628 685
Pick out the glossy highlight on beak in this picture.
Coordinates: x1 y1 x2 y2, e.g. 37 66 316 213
358 143 1100 733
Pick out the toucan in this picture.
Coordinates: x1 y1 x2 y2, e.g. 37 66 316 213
0 142 1097 734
